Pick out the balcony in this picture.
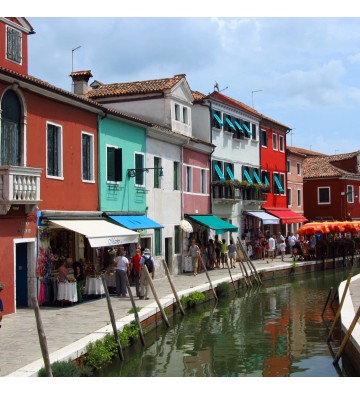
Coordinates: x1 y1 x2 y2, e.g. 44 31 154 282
0 166 42 214
211 180 269 205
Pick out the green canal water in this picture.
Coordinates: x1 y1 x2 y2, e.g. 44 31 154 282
96 267 359 378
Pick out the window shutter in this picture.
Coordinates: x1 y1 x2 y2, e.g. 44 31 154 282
114 148 122 182
107 147 115 181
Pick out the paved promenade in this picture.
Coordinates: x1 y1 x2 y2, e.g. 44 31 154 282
0 254 359 377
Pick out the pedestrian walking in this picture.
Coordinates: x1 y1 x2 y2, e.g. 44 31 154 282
267 235 276 263
220 239 228 268
130 249 141 297
228 239 236 268
187 239 200 276
280 239 286 261
139 248 155 300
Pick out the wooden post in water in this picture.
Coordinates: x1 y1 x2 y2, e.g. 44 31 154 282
321 287 333 317
225 259 238 294
327 274 352 343
124 274 146 345
333 305 360 365
101 275 124 360
142 265 170 328
199 255 218 301
31 296 53 377
161 259 185 316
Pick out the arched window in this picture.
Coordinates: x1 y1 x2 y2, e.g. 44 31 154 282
1 89 22 166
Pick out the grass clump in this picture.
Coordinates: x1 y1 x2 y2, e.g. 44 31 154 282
38 360 92 377
181 291 205 308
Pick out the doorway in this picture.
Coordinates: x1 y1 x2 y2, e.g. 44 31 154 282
165 237 172 269
16 243 28 307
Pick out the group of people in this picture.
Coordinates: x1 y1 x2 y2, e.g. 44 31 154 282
187 236 238 276
114 247 155 300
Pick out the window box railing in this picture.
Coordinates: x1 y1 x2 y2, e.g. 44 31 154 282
0 166 42 214
211 180 270 202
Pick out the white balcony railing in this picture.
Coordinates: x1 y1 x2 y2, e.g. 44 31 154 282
0 166 42 214
171 119 191 135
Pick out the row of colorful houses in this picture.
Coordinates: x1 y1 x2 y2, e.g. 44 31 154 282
1 17 358 315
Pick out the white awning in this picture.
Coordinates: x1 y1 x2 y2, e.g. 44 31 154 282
245 211 280 225
49 219 139 247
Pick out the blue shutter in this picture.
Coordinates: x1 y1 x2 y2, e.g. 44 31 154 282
242 123 252 137
243 168 253 184
273 174 284 192
225 117 236 130
234 121 243 132
214 164 225 181
226 166 235 180
213 113 223 126
253 170 261 184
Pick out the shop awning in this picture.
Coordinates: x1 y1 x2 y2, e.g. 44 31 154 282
265 209 308 225
245 211 280 225
49 219 139 247
109 215 163 230
187 215 238 234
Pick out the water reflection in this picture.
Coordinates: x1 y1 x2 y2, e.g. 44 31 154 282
96 268 358 377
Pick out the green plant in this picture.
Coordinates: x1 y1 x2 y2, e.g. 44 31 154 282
181 291 205 308
85 339 113 370
118 321 140 347
127 306 142 314
216 281 230 297
38 360 92 377
291 259 297 270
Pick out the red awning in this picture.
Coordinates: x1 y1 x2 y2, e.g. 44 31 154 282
265 209 308 224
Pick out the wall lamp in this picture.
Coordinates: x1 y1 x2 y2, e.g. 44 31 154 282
127 167 164 178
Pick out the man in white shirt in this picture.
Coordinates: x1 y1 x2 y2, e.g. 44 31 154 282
287 233 297 257
267 235 276 263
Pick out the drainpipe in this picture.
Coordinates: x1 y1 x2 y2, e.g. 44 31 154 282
180 137 190 220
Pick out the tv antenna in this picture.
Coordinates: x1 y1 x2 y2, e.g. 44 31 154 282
214 81 228 93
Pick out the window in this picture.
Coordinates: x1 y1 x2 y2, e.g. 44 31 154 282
223 114 236 133
233 118 244 140
106 145 122 182
174 104 180 121
213 110 223 129
287 159 291 173
47 122 63 178
297 189 302 206
279 135 284 152
251 124 257 140
287 188 292 206
347 185 354 203
154 156 161 188
212 160 224 181
186 166 192 192
273 172 285 195
174 102 190 125
155 228 161 256
272 133 278 150
242 121 251 138
243 166 253 184
6 26 22 64
134 152 145 186
261 170 270 186
1 89 22 166
224 162 235 181
261 129 268 147
201 169 207 194
174 225 180 254
173 161 180 190
318 187 330 204
297 162 302 176
81 132 94 182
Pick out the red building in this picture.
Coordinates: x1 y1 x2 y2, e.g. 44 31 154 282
260 116 307 234
0 17 102 314
303 151 360 221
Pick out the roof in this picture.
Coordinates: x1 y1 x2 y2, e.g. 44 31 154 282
303 151 360 178
85 74 187 99
287 146 327 157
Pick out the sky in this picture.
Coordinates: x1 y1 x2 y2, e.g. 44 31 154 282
6 1 360 156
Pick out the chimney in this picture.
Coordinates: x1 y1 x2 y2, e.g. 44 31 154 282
69 70 93 95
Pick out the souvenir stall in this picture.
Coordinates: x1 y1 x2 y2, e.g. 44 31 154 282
36 212 139 305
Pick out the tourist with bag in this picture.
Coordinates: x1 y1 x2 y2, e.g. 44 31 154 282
139 248 155 300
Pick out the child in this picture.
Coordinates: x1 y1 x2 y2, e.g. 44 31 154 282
280 239 286 261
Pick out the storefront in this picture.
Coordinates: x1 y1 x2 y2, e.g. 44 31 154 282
243 210 280 240
36 211 139 305
265 208 308 235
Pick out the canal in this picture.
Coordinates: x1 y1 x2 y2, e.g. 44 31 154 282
96 267 359 377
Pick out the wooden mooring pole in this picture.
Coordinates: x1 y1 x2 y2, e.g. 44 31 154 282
321 287 333 317
101 275 124 360
327 274 352 343
142 266 171 328
124 274 146 345
32 296 53 377
225 260 238 294
199 255 218 301
333 305 360 365
162 259 185 316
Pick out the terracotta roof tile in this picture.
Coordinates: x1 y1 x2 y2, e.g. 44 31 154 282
191 90 206 101
287 146 327 157
85 74 186 99
303 151 360 178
